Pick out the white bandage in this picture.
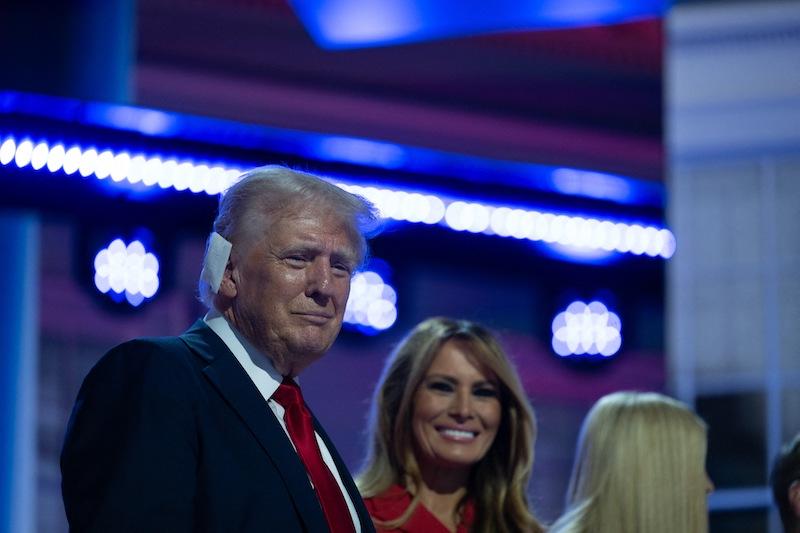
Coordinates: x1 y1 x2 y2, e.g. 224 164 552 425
200 232 232 294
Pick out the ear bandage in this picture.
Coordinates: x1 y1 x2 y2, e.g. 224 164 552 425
200 232 232 293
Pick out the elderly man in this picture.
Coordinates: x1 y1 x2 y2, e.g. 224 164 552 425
61 166 379 533
772 433 800 533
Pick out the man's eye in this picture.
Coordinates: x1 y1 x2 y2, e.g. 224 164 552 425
332 263 353 275
286 256 307 265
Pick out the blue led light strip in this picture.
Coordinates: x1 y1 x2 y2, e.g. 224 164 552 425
0 136 241 195
339 183 675 259
0 134 675 259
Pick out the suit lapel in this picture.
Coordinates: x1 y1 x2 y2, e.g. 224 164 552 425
180 320 329 532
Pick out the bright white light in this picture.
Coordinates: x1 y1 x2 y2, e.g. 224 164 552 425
95 150 114 179
93 238 160 307
128 155 146 183
46 144 66 173
14 139 34 168
444 201 468 231
158 159 177 189
344 270 397 331
0 137 16 165
142 157 162 186
659 229 676 258
110 152 130 182
466 204 490 233
31 142 49 170
174 162 192 191
78 149 98 178
189 164 209 193
423 196 446 224
551 300 622 358
63 147 81 175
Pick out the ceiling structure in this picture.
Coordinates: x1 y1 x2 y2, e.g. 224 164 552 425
135 0 663 184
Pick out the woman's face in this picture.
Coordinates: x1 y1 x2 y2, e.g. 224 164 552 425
411 339 502 473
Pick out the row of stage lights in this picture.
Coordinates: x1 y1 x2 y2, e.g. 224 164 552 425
0 135 675 259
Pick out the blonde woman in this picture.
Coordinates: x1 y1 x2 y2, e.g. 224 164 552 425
551 391 713 533
357 317 544 533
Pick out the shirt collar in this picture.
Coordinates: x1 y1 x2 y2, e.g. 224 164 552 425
204 308 291 401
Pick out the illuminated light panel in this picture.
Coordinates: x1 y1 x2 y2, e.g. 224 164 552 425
0 133 675 259
551 301 622 358
344 270 397 332
0 135 242 196
94 238 160 307
339 182 675 259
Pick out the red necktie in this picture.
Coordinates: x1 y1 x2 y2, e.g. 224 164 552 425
272 378 356 533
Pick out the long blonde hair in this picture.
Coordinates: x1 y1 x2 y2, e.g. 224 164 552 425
551 391 709 533
357 317 544 533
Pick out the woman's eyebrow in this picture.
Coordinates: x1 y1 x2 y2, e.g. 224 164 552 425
424 374 458 383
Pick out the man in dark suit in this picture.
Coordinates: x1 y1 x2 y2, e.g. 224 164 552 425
61 166 379 532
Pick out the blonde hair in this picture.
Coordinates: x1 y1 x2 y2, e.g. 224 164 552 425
357 317 544 533
551 391 709 533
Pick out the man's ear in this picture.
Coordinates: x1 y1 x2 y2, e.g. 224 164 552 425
789 480 800 517
217 259 238 299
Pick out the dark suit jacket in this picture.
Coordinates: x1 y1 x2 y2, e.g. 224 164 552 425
61 320 375 533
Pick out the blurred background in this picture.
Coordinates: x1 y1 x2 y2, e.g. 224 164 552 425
0 0 798 531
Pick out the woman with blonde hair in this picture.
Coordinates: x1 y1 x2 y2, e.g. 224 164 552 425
550 391 713 533
357 317 544 533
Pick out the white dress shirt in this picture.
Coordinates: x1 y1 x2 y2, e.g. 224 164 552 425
204 310 361 532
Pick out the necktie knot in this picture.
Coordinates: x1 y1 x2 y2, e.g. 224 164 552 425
273 378 303 409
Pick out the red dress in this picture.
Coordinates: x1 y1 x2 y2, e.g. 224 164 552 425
363 484 475 533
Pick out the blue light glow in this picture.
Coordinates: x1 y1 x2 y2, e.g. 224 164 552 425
291 0 664 50
0 135 241 196
313 136 408 169
94 238 160 307
0 91 664 207
0 132 675 260
551 300 622 358
344 270 398 332
96 105 178 136
552 168 633 202
340 182 675 258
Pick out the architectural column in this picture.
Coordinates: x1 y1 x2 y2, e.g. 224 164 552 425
0 2 135 532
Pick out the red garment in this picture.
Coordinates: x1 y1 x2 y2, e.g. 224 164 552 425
364 484 474 533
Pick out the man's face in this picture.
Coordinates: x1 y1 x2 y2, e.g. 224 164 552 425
223 204 359 375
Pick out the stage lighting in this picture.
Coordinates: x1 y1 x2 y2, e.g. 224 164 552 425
0 128 675 260
93 238 160 307
344 269 398 333
551 300 622 359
